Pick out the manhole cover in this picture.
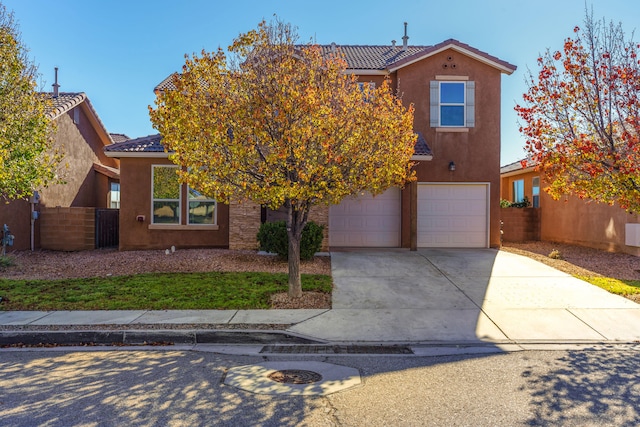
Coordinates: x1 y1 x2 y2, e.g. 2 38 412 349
268 369 323 384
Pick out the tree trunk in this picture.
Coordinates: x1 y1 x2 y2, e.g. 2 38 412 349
285 200 308 298
287 233 303 298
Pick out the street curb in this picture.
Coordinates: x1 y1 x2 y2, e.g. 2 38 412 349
0 329 323 347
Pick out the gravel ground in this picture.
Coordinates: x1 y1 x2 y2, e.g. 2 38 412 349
501 241 640 304
0 248 332 310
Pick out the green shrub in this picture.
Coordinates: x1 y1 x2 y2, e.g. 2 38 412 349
257 220 324 260
0 255 15 270
501 196 531 208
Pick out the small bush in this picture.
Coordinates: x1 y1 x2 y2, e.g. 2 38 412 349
501 196 531 208
257 220 324 260
0 255 15 270
548 249 563 260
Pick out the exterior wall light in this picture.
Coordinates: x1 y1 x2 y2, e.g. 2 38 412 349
448 161 456 171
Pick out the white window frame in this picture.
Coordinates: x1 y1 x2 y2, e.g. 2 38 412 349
430 77 475 129
187 186 217 226
151 165 181 225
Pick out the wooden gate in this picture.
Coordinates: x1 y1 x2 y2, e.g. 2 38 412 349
95 208 119 248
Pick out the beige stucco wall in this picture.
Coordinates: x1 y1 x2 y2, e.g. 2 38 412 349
541 193 640 256
501 170 640 255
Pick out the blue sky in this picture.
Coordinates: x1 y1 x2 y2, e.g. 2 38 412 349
3 0 638 165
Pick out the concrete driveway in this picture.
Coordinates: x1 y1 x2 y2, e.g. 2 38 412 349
290 249 640 343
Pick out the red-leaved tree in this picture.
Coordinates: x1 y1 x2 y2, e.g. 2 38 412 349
515 10 640 211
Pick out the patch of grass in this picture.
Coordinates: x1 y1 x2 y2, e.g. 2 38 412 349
0 272 332 311
577 276 640 297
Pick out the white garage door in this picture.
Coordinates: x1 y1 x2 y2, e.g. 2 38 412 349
417 184 488 248
329 188 401 247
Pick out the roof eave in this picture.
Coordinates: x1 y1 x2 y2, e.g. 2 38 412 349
104 151 171 159
388 43 517 74
344 69 389 76
500 166 536 177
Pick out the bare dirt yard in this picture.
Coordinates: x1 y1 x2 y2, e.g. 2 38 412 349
1 248 332 309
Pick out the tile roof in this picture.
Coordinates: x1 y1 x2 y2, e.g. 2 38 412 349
154 73 177 92
43 92 86 119
104 132 429 159
320 44 432 70
387 39 516 73
154 39 515 91
40 92 114 145
104 133 166 153
110 133 130 143
414 132 432 157
500 158 537 174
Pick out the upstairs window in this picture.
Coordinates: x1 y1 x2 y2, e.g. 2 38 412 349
440 82 465 126
430 80 475 128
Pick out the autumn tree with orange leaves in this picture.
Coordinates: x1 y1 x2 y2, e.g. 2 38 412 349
515 10 640 211
150 20 417 297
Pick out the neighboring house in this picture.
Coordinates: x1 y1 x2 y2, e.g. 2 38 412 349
500 160 640 256
0 89 119 251
106 29 516 251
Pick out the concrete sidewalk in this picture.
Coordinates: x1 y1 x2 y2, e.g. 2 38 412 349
2 249 640 346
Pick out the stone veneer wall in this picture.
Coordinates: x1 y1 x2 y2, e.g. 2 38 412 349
308 204 329 252
228 199 330 252
40 207 95 251
228 199 262 250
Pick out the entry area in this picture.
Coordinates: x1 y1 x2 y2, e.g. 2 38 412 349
417 183 488 248
329 188 401 247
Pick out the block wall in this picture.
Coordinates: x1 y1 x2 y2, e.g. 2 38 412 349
500 207 541 243
40 207 95 251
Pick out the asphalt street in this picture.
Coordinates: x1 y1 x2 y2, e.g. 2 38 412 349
1 346 639 426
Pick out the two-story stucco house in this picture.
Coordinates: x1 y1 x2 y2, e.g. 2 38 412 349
105 29 516 251
0 86 119 251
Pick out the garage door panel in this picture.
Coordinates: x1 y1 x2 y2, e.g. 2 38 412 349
417 184 488 248
329 188 401 247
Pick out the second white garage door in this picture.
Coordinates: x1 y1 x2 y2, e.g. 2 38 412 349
329 188 401 247
417 184 488 248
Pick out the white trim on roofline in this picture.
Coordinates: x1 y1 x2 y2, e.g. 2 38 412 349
344 69 389 76
104 151 170 159
388 44 516 75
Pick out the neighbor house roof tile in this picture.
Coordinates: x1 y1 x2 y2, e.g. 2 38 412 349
109 133 130 143
104 133 165 153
